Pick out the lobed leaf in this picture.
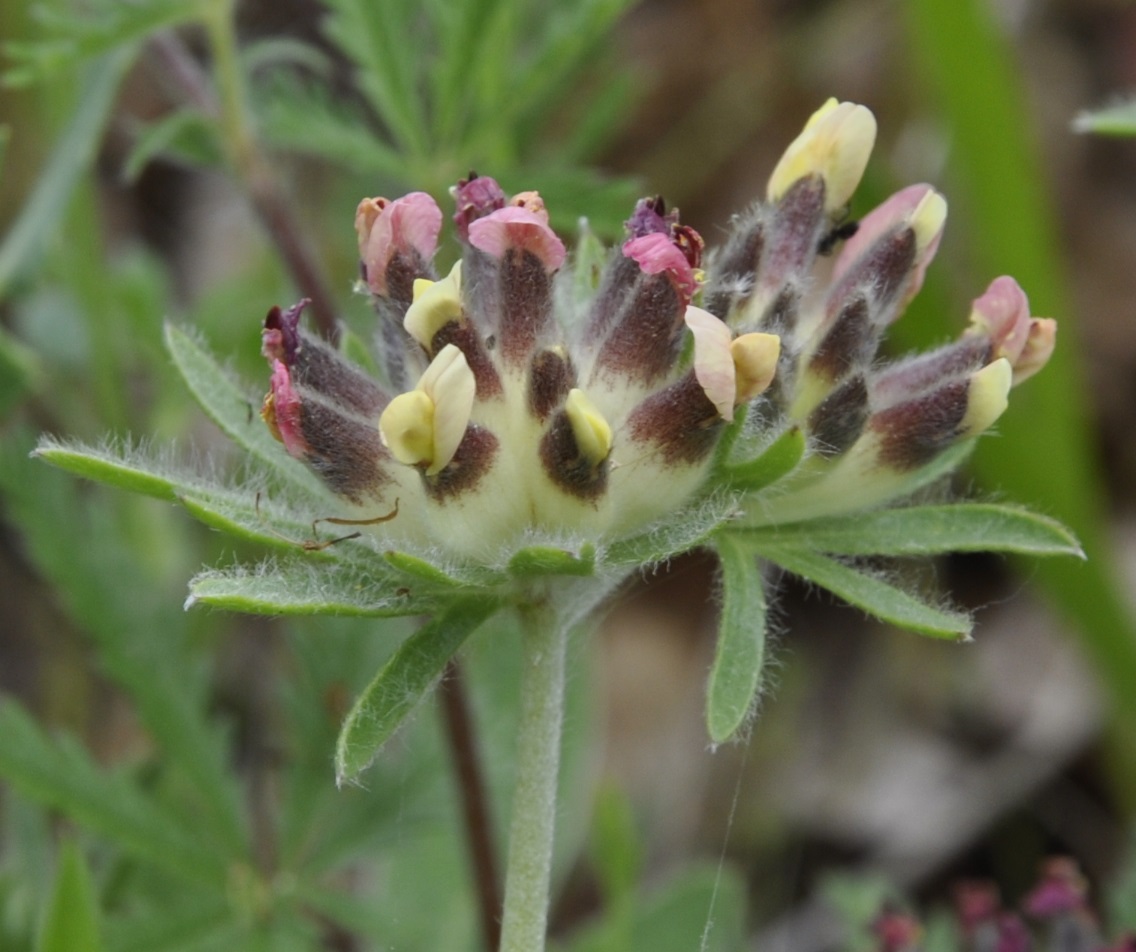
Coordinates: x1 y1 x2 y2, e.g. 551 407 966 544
187 559 432 617
335 598 500 784
756 542 972 641
741 503 1083 559
0 700 227 887
706 534 768 744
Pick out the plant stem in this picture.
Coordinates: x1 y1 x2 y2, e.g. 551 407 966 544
498 604 569 952
154 16 340 343
438 659 502 952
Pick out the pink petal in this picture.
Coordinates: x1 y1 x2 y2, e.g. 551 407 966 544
968 276 1032 363
622 232 698 304
359 192 443 294
467 206 567 272
267 360 307 458
833 184 936 286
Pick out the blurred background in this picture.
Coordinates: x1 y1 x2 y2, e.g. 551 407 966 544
2 0 1136 949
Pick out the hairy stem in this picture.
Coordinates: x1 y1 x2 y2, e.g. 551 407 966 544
438 659 503 952
498 604 569 952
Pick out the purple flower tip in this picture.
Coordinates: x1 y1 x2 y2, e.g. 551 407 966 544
262 298 309 366
452 173 508 241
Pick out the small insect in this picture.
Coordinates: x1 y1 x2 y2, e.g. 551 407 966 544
817 218 860 256
255 492 399 551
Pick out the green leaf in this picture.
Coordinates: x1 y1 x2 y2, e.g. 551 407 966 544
720 426 806 492
335 598 499 784
0 325 44 413
383 549 504 589
36 841 102 952
3 441 247 858
121 108 221 181
604 494 735 567
34 437 187 502
706 534 768 744
3 0 201 86
758 543 972 640
256 74 405 178
163 324 325 497
0 700 227 886
0 48 134 298
1073 99 1136 137
907 0 1136 722
319 0 426 156
187 559 431 617
507 543 596 578
743 503 1083 559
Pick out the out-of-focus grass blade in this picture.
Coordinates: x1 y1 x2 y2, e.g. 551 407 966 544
35 841 102 952
0 47 134 299
906 0 1136 720
1072 99 1136 137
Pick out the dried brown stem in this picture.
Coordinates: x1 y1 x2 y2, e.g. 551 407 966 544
148 31 340 343
439 659 503 951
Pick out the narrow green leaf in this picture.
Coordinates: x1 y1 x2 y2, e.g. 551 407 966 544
36 841 101 952
382 549 503 589
335 599 499 784
0 700 227 886
0 48 134 298
758 543 972 640
705 534 768 744
177 487 374 560
319 0 425 155
1072 99 1136 137
743 503 1083 559
0 325 43 413
187 559 428 617
507 543 595 578
721 426 806 492
604 495 735 567
121 108 221 181
34 438 183 501
163 324 325 497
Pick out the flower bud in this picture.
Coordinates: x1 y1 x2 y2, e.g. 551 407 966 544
767 99 877 213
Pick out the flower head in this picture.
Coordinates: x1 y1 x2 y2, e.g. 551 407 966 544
260 109 1056 563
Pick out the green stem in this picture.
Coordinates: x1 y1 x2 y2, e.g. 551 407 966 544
498 604 569 952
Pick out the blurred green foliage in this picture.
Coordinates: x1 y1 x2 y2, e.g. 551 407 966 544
2 0 1134 948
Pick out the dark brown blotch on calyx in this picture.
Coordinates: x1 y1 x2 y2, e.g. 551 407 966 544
423 425 499 501
290 332 390 417
528 349 576 421
627 373 724 465
500 249 553 365
592 273 684 385
808 294 872 384
431 320 503 399
297 398 391 504
808 374 868 457
704 218 765 320
763 176 827 286
871 378 969 471
539 410 608 500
